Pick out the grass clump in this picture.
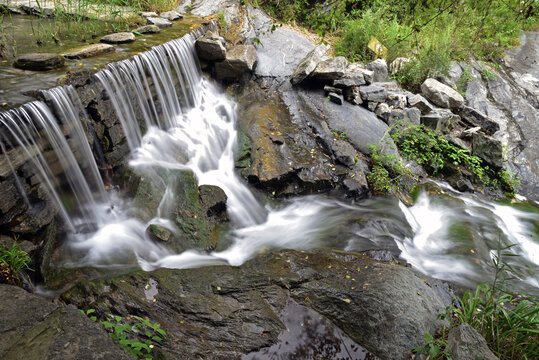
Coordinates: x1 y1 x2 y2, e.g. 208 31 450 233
0 241 32 285
414 246 539 359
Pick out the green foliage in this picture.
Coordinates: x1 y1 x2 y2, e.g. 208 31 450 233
390 124 519 194
331 128 347 141
217 12 227 27
414 245 539 359
0 241 33 284
367 132 410 193
82 310 166 359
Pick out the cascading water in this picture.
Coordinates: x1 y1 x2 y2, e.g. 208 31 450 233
1 28 537 296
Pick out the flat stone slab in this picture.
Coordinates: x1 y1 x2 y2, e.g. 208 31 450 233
146 17 172 28
13 53 65 71
160 10 182 20
100 32 135 44
63 43 115 59
133 25 161 34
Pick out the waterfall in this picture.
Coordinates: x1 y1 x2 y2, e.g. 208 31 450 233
0 27 537 295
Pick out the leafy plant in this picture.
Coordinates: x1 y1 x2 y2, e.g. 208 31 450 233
82 310 167 359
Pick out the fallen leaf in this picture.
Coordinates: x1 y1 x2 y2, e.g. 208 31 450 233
342 298 351 303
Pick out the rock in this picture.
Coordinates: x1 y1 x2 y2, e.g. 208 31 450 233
198 185 228 220
367 101 378 112
389 108 421 126
63 44 115 59
147 224 173 242
472 133 504 168
328 92 344 105
100 32 135 44
421 78 464 109
408 93 434 114
359 85 387 102
146 17 172 28
133 25 161 34
456 105 499 135
290 44 329 85
310 56 348 80
215 45 257 80
447 324 499 360
390 57 411 74
333 78 365 88
330 140 358 167
365 59 388 82
323 85 342 95
59 250 449 360
344 86 362 105
160 10 182 20
386 91 407 109
420 110 459 133
0 285 132 359
13 53 65 71
140 11 158 18
195 31 226 61
375 103 391 123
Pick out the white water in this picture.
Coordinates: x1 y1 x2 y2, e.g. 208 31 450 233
1 29 537 295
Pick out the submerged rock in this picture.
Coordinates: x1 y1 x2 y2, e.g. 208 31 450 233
63 44 115 59
13 53 65 71
100 32 136 44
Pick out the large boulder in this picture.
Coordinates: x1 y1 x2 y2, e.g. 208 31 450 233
310 56 348 80
13 53 65 71
290 44 330 85
456 105 500 135
58 250 449 360
195 31 226 61
421 78 464 109
447 324 499 360
215 45 257 80
0 285 132 359
63 44 115 59
407 93 434 114
100 32 135 44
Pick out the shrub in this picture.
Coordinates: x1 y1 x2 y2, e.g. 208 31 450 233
0 241 32 285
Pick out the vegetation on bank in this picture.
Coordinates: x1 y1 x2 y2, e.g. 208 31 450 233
414 247 539 359
0 240 32 285
251 0 537 90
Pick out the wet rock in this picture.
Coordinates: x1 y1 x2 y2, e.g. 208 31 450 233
146 17 172 28
160 10 182 20
290 44 330 85
0 285 132 360
63 44 115 59
328 92 344 105
215 45 257 80
407 93 434 114
359 84 387 102
456 105 499 135
147 224 173 242
365 58 388 82
447 324 499 360
445 165 474 192
331 140 358 167
421 109 459 133
195 31 226 61
100 32 136 44
311 56 348 80
390 57 411 75
198 185 228 221
421 78 464 109
60 250 449 360
472 133 503 168
13 53 65 71
133 25 161 34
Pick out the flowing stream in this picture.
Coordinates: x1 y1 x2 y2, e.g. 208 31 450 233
1 29 537 296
